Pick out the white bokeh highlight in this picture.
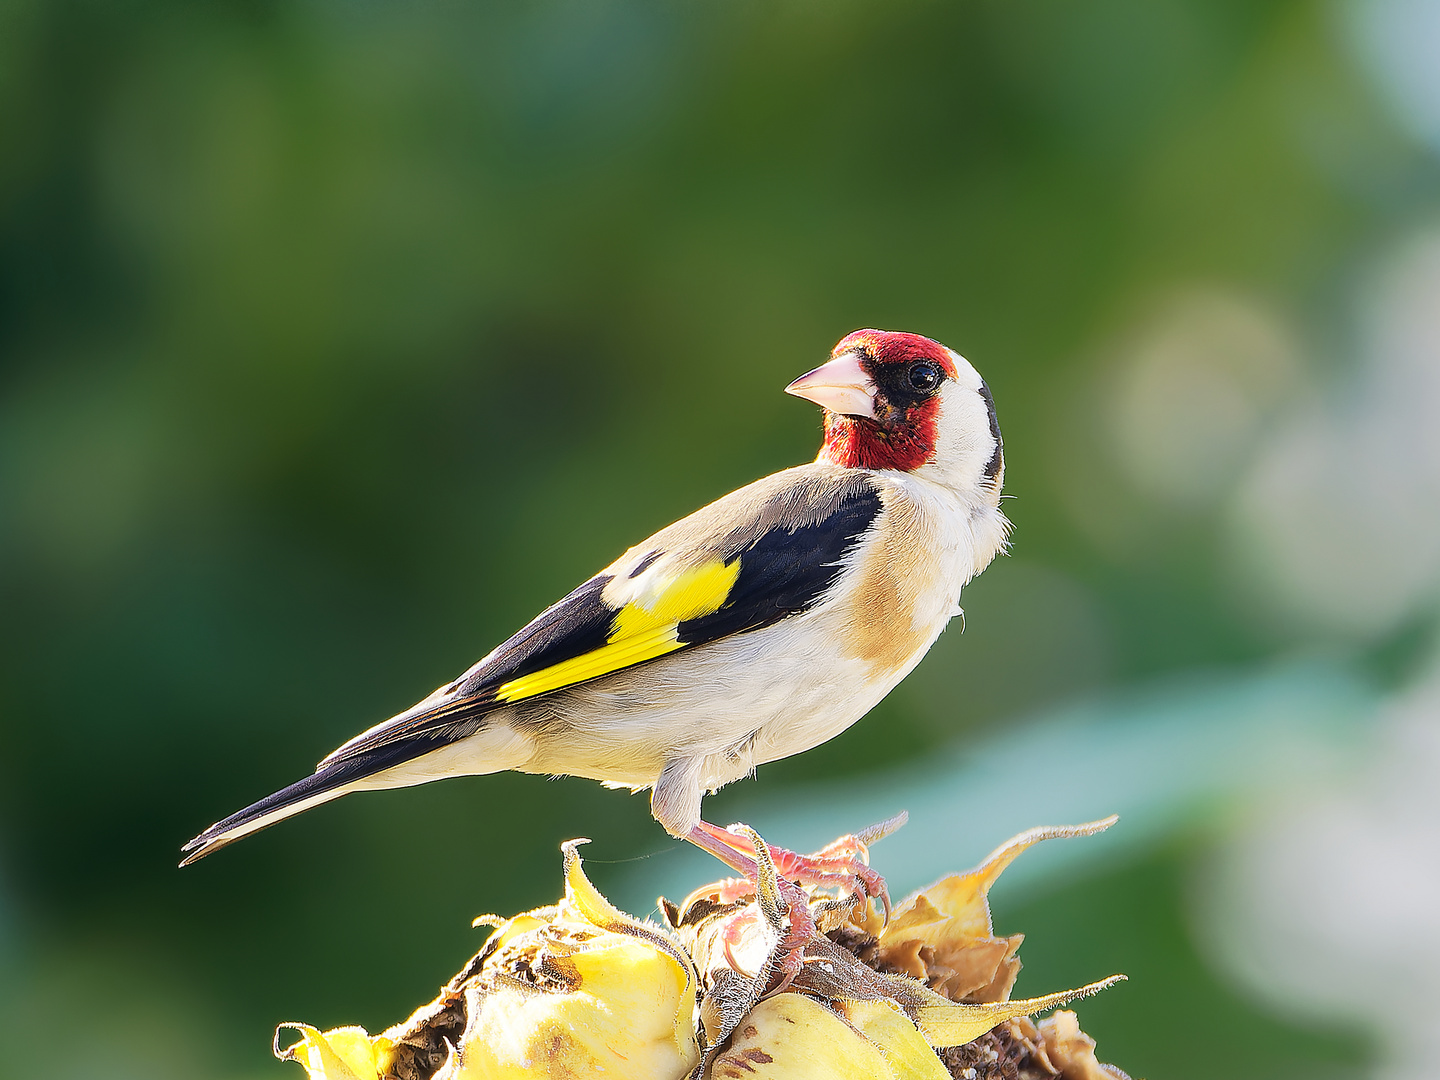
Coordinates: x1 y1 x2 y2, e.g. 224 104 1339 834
1228 227 1440 636
1109 289 1300 511
1198 657 1440 1080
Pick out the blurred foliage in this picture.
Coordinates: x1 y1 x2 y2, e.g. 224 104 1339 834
1 0 1434 1076
1004 837 1369 1080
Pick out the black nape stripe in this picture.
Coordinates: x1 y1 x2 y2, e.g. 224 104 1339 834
978 379 1003 481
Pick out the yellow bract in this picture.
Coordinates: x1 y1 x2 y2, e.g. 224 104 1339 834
906 979 1124 1048
701 985 1126 1080
495 558 740 702
278 843 699 1080
458 929 692 1079
708 994 899 1079
277 1026 393 1080
840 999 954 1080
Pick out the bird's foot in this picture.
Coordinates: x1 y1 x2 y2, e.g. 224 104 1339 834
690 812 906 925
710 873 815 995
684 822 828 995
768 836 890 922
684 815 908 994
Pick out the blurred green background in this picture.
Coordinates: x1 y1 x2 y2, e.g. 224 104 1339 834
5 1 1440 1077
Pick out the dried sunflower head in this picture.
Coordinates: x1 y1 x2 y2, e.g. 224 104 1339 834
279 818 1129 1080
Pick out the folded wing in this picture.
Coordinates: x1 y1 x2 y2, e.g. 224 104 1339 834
323 466 884 765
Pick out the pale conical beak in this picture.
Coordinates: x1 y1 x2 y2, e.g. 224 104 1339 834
784 352 877 419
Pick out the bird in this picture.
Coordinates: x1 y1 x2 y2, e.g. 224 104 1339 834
182 328 1008 974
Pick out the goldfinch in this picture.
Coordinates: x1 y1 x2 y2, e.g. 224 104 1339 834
182 330 1009 908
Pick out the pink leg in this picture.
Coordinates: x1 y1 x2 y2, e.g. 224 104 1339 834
690 820 894 923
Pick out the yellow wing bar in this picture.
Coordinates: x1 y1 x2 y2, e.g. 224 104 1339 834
495 559 742 703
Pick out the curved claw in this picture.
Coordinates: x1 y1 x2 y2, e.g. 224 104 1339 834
858 864 893 926
766 960 800 996
764 838 894 928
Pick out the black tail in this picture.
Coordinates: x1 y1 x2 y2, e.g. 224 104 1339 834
180 729 456 866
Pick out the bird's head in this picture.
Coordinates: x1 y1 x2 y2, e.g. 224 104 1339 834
786 329 1004 499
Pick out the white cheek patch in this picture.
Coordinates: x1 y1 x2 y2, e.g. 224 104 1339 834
920 360 1003 494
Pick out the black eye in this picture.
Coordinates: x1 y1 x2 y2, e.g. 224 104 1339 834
908 362 941 392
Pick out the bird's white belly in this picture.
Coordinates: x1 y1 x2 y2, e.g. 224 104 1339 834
509 613 910 790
